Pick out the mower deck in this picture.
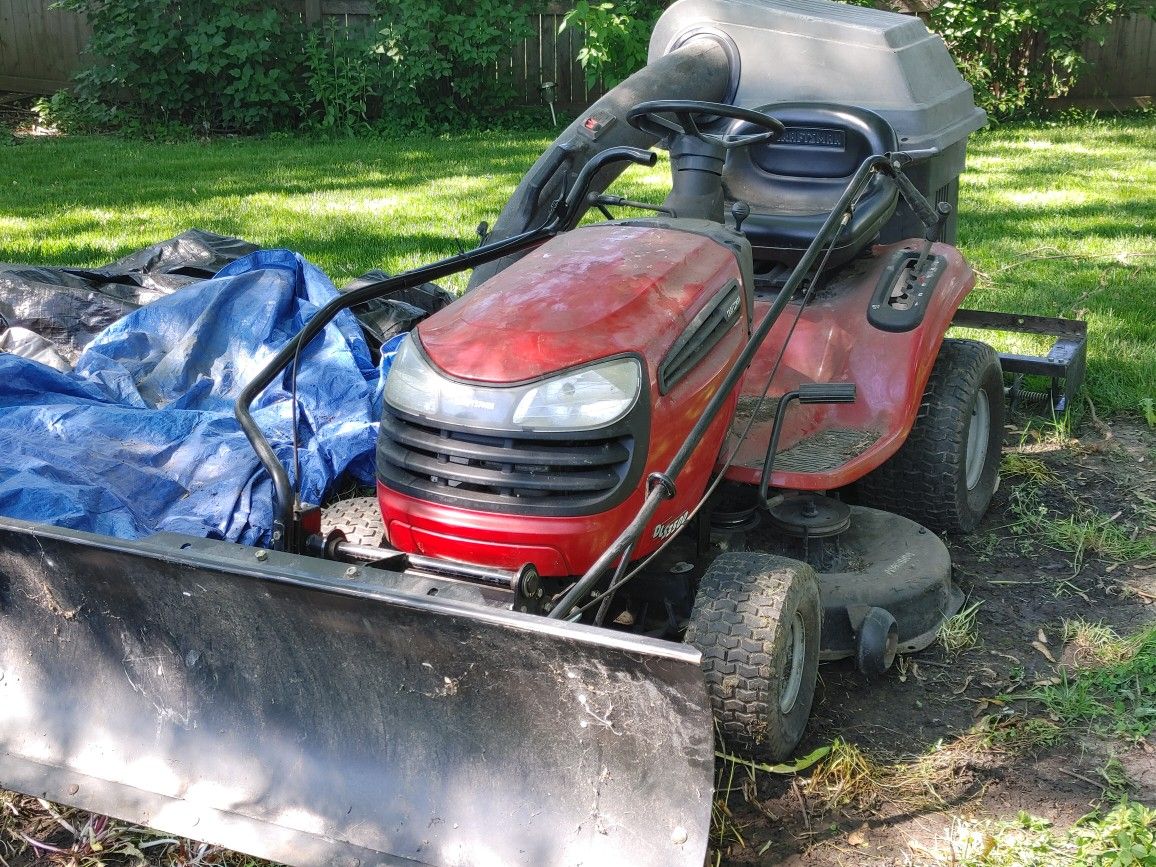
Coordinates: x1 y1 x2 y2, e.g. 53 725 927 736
751 505 961 661
460 489 960 668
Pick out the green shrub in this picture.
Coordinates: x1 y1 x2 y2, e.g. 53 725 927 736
929 0 1156 118
56 0 546 134
303 23 379 133
843 0 1156 118
561 0 666 89
58 0 308 133
376 0 537 130
33 88 116 134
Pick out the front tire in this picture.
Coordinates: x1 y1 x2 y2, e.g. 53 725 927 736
856 338 1003 534
685 551 821 762
320 496 386 547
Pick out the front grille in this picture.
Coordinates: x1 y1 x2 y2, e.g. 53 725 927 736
377 410 641 516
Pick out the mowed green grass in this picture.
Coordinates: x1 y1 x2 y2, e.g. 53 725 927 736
955 117 1156 416
0 132 557 288
2 115 1153 412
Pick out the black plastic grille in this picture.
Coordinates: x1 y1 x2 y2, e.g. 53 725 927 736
377 411 639 516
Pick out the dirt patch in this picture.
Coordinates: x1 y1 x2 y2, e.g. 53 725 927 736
719 418 1156 865
0 92 40 136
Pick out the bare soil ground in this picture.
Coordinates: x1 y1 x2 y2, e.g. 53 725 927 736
720 418 1156 865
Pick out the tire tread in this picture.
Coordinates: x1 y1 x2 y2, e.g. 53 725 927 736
686 551 820 761
856 338 1003 533
320 496 386 547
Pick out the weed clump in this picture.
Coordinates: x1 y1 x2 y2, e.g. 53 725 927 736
1026 626 1156 742
924 801 1156 866
940 601 983 655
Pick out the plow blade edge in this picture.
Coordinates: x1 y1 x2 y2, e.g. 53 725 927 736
0 519 713 866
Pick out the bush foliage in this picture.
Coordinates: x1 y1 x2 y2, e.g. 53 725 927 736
52 0 537 134
56 0 307 132
561 0 665 89
47 0 1156 134
376 0 537 129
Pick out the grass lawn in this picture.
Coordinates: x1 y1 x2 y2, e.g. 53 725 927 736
2 114 1154 413
0 132 556 285
956 117 1156 416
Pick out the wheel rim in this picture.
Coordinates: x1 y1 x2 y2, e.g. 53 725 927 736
780 611 806 715
965 389 991 491
883 624 899 669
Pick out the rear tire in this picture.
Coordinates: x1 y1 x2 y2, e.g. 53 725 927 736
685 551 820 762
856 338 1003 534
320 496 386 547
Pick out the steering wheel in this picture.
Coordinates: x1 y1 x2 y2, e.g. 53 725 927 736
626 100 786 150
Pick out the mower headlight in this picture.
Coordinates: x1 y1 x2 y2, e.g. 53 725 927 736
384 336 641 432
511 361 641 430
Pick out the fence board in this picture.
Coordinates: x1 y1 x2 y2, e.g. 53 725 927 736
511 26 529 105
1051 14 1156 109
554 11 578 106
0 0 91 94
525 14 544 108
321 0 375 13
15 0 34 80
540 10 557 104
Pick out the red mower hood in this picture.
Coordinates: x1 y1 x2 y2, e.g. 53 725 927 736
418 223 741 383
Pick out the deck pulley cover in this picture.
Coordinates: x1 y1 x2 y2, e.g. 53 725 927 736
766 494 851 538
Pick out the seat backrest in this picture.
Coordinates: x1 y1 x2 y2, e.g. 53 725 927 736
723 103 898 213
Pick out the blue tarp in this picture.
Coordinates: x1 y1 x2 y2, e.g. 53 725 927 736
0 249 392 546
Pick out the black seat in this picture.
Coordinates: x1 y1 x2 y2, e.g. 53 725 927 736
722 103 899 271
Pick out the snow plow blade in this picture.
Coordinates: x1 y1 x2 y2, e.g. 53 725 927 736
0 519 714 866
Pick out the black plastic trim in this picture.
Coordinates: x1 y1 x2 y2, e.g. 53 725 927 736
379 439 621 492
381 414 631 467
658 279 742 394
867 249 947 333
667 27 741 107
377 385 651 518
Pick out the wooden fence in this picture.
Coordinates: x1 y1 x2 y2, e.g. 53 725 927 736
2 2 1154 112
1056 13 1156 109
297 0 597 109
0 0 91 95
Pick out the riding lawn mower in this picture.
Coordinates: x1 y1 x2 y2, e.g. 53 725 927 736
0 1 1088 864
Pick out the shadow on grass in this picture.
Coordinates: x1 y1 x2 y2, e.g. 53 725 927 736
3 135 549 220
